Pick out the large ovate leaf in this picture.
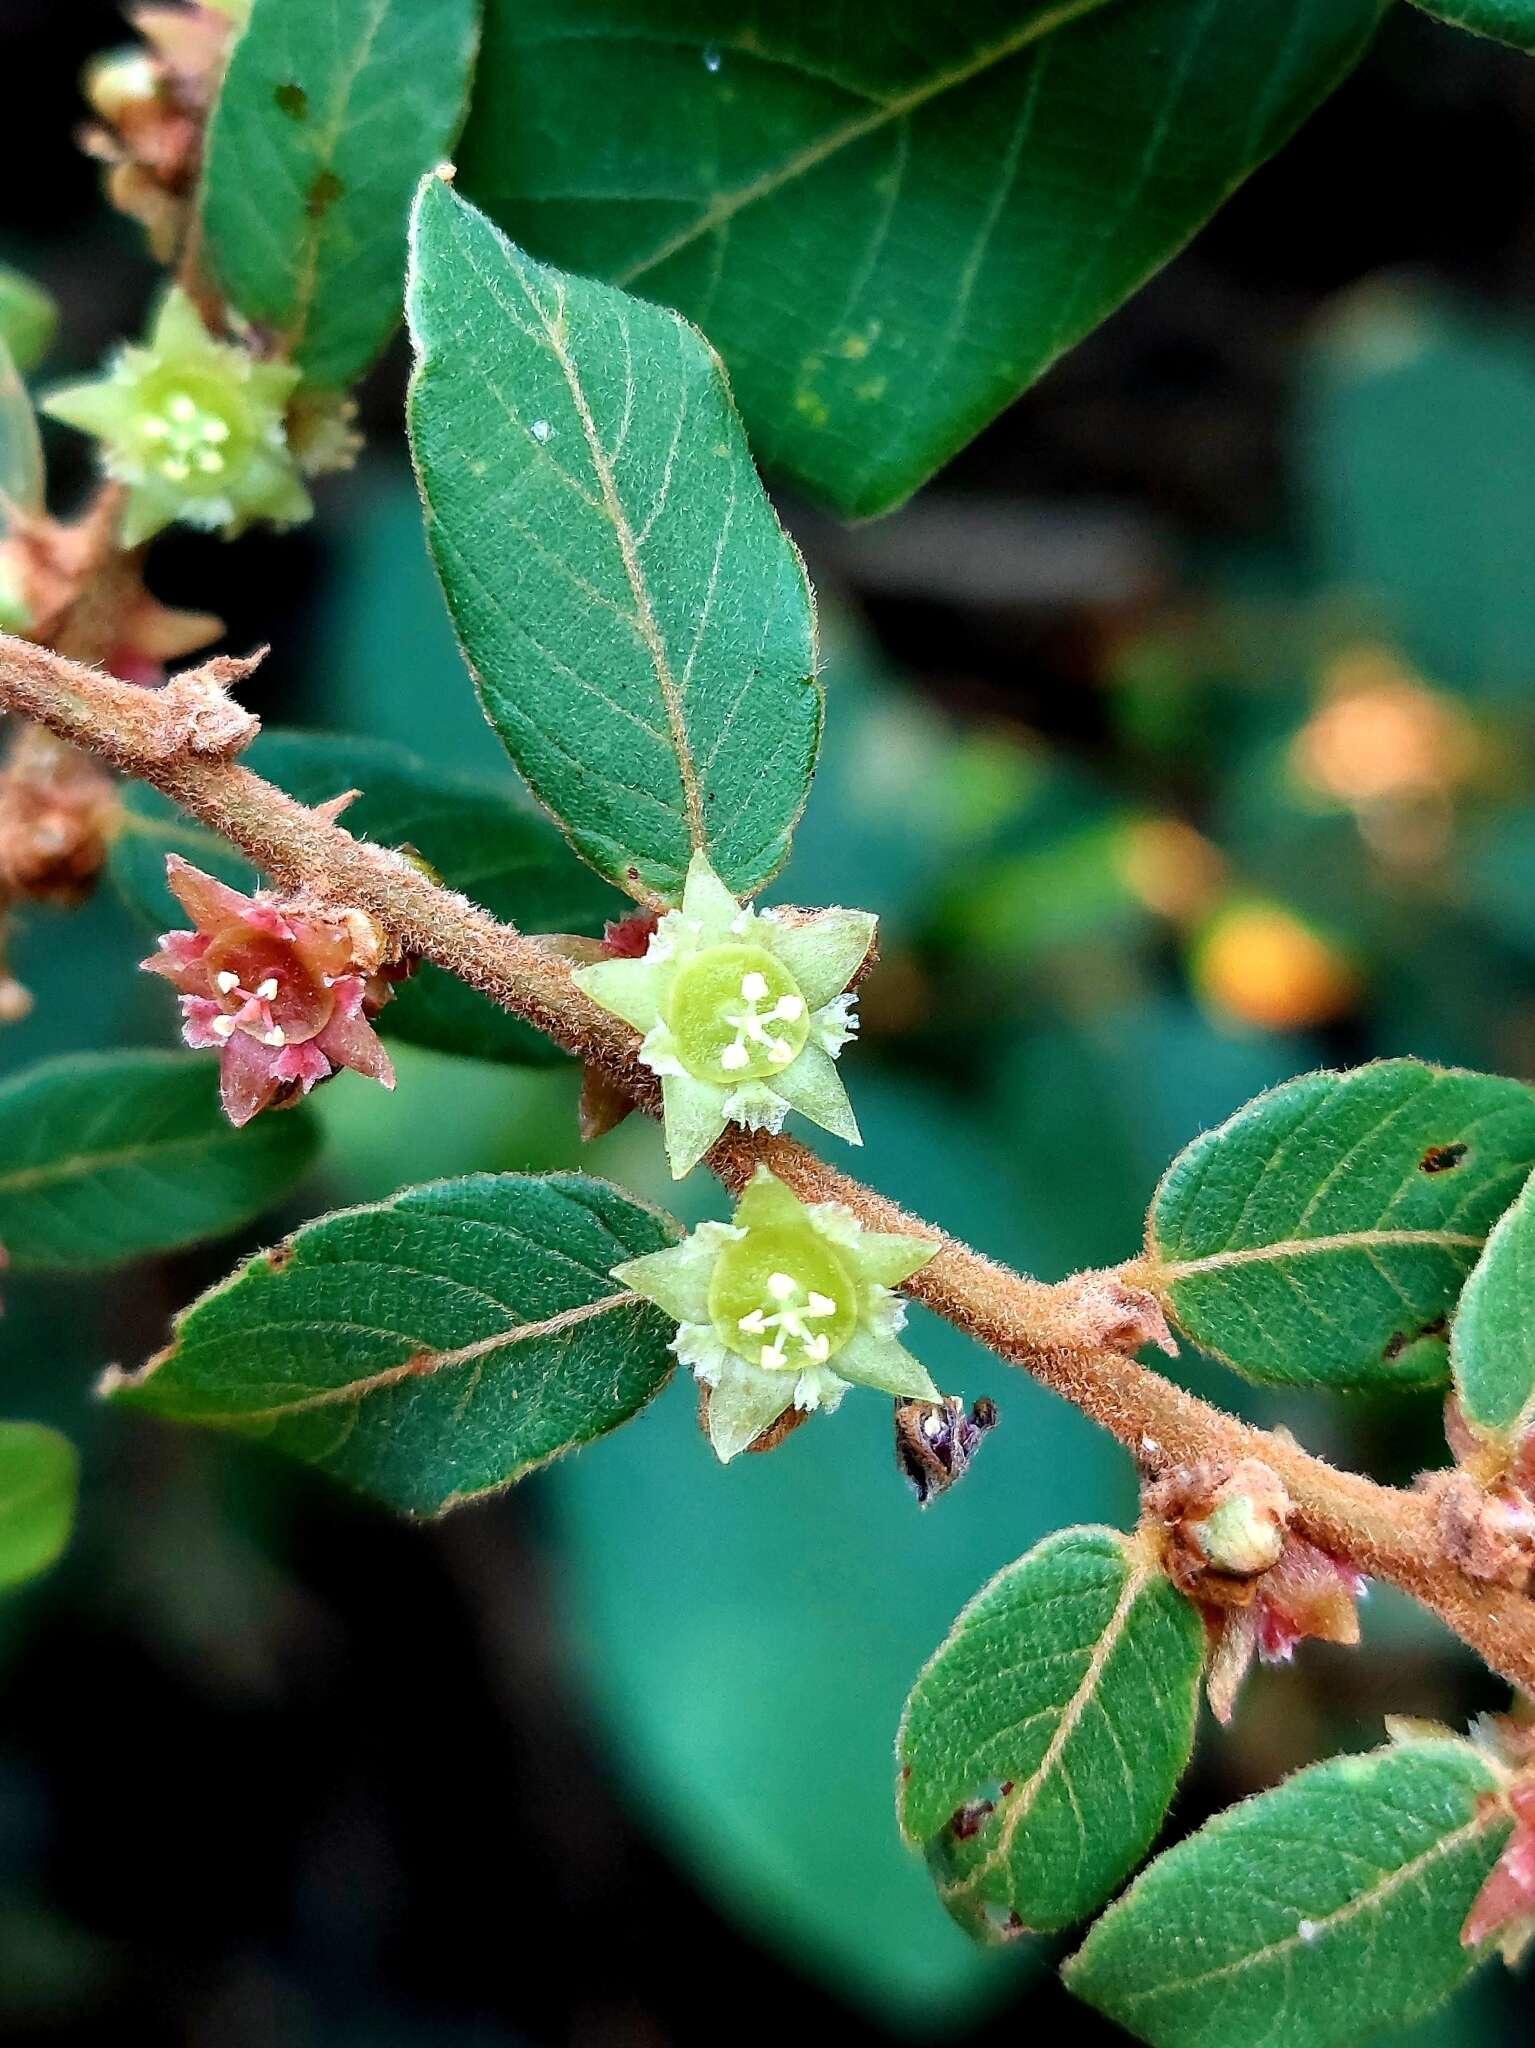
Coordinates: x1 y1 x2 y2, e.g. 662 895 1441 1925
406 175 821 904
1450 1172 1535 1441
0 1424 78 1591
899 1526 1203 1941
1143 1061 1535 1390
1065 1737 1512 2048
202 0 480 387
0 1052 319 1270
458 0 1387 517
107 1173 680 1514
1410 1 1535 50
109 729 618 1066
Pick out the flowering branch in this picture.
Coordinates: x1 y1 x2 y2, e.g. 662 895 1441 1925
3 629 1534 1693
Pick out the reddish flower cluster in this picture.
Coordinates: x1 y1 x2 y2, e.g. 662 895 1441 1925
144 856 396 1126
1464 1772 1535 1963
1204 1537 1367 1724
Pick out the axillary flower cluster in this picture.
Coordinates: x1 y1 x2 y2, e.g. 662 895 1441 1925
615 1164 941 1461
144 857 397 1127
44 289 311 547
573 852 873 1178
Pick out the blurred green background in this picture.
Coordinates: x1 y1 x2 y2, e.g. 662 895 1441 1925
3 3 1535 2044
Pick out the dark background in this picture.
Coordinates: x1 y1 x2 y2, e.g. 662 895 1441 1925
1 4 1532 2044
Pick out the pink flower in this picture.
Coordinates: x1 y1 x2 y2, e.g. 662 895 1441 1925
143 856 396 1127
1464 1775 1535 1965
1205 1539 1367 1725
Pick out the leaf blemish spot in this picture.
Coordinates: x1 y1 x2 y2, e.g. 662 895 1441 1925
1420 1142 1468 1173
274 82 308 120
306 170 345 219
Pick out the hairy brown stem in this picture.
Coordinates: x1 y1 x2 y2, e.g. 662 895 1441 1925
3 630 1534 1696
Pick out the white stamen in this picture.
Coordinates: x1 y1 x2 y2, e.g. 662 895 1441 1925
212 1016 236 1038
737 1308 768 1334
201 417 230 443
167 392 198 423
140 416 169 440
263 1026 286 1047
773 994 804 1021
766 1272 796 1301
196 449 226 474
805 1292 837 1319
719 1041 749 1071
761 1342 787 1370
803 1334 831 1365
215 970 239 994
740 971 770 1002
767 1038 794 1066
161 456 190 482
255 977 279 1001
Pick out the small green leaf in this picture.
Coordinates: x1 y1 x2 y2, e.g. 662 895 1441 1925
1409 1 1535 51
107 1173 681 1514
898 1527 1204 1941
1450 1172 1535 1440
1144 1061 1535 1390
406 176 821 904
0 264 57 375
109 728 619 1066
0 1052 319 1271
1065 1737 1512 2048
0 333 43 528
459 0 1387 517
0 1424 78 1591
201 0 480 387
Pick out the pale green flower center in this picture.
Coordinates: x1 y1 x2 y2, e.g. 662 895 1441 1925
134 376 243 490
667 941 809 1084
709 1220 858 1371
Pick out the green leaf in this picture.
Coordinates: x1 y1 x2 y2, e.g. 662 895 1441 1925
899 1527 1203 1941
0 1424 78 1591
406 175 821 904
107 1172 681 1514
1065 1737 1512 2048
1144 1060 1535 1390
0 333 42 527
109 729 619 1066
1450 1171 1535 1440
0 264 57 375
1409 1 1535 51
201 0 480 388
457 0 1387 517
0 1052 319 1271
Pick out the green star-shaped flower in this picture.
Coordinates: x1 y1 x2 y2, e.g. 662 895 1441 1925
613 1164 940 1462
572 852 876 1178
43 288 312 547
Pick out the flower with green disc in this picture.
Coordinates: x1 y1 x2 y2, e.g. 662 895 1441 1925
572 852 875 1178
43 288 311 546
613 1164 941 1461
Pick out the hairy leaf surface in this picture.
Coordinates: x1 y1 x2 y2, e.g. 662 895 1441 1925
407 176 820 903
1450 1170 1535 1440
1066 1738 1511 2048
108 1173 680 1513
0 1052 318 1270
899 1527 1203 1940
1145 1061 1535 1389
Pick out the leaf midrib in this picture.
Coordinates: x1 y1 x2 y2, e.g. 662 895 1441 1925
0 1126 246 1199
1159 1226 1486 1282
613 0 1122 285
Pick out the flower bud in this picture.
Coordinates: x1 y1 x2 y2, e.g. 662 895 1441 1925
894 1394 997 1506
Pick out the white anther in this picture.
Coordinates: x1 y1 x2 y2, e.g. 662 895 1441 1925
773 994 804 1021
761 1342 787 1370
740 971 770 1002
140 416 168 440
201 417 230 443
805 1292 837 1319
196 449 226 474
767 1038 794 1066
263 1026 286 1047
719 1041 749 1071
766 1272 796 1301
255 977 279 1001
803 1334 831 1365
167 392 198 423
737 1308 768 1335
161 456 190 482
212 1015 236 1038
215 970 239 994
